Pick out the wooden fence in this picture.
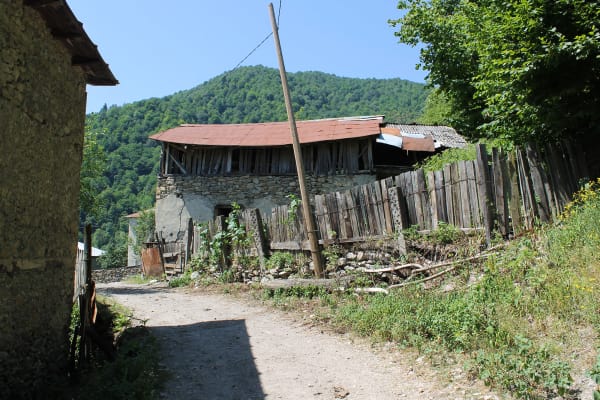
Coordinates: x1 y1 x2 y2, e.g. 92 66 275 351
71 225 114 369
264 142 588 250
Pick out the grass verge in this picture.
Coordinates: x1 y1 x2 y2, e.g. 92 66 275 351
256 180 600 399
67 295 166 399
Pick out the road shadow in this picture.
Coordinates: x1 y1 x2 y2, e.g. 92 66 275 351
149 319 265 399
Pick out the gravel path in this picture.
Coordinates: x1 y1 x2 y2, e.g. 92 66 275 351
98 282 501 400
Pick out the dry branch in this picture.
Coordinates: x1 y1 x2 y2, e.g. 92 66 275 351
353 287 390 295
388 266 457 289
357 263 422 274
367 243 507 292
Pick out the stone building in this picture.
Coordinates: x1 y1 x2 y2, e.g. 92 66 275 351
0 0 117 396
150 116 466 243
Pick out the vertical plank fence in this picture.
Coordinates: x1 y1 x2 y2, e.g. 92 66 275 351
192 141 588 255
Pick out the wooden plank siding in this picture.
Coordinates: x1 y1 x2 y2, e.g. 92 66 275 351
163 138 374 177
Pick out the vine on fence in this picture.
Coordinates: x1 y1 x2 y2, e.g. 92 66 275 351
286 193 301 224
194 203 253 278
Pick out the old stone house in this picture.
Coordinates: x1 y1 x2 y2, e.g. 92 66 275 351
0 0 117 396
149 116 465 243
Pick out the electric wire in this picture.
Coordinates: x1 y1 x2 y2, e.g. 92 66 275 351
232 0 282 70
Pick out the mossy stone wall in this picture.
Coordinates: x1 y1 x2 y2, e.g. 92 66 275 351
0 1 87 397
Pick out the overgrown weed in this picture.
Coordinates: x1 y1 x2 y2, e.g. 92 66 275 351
67 296 165 399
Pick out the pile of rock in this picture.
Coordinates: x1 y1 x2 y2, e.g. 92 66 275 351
228 249 411 284
334 250 393 271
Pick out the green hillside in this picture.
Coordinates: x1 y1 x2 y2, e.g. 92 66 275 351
84 65 428 250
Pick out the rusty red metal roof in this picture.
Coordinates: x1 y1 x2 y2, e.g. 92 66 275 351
149 117 383 147
401 136 435 152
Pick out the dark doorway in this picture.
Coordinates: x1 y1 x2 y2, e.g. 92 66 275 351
214 204 234 218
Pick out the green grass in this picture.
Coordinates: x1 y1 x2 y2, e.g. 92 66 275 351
328 233 592 398
168 269 193 287
66 296 165 399
257 181 600 399
124 274 156 285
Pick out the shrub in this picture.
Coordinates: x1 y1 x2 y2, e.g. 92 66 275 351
266 252 296 270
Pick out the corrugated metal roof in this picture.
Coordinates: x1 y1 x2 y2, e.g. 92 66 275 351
77 242 106 257
383 124 467 149
149 117 383 147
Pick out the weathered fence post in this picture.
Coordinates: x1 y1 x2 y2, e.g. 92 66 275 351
426 171 438 229
388 187 408 254
443 165 454 225
380 178 394 234
186 218 193 264
475 144 495 246
245 208 268 272
506 152 523 235
525 144 551 222
516 148 538 229
492 149 510 236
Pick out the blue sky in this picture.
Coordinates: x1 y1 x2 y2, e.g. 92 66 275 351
68 1 426 113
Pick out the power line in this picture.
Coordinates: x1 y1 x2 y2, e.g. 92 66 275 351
232 0 282 70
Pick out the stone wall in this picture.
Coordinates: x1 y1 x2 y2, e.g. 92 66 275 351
155 173 376 242
93 266 141 283
0 2 87 397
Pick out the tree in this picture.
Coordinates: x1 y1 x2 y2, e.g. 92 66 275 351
418 88 453 126
80 128 107 220
98 231 128 269
131 209 155 259
392 0 600 143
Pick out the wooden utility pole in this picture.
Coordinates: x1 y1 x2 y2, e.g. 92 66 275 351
269 3 324 277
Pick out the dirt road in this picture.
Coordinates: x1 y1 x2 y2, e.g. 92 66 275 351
98 282 500 400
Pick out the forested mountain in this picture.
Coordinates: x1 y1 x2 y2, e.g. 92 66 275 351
84 65 428 250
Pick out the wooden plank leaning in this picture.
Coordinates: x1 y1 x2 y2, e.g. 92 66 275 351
426 171 439 229
466 160 481 227
443 164 454 226
381 178 394 234
516 148 538 229
492 149 510 236
450 162 462 227
434 170 447 224
525 144 551 222
416 169 432 230
506 152 523 235
458 161 472 228
475 144 495 246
